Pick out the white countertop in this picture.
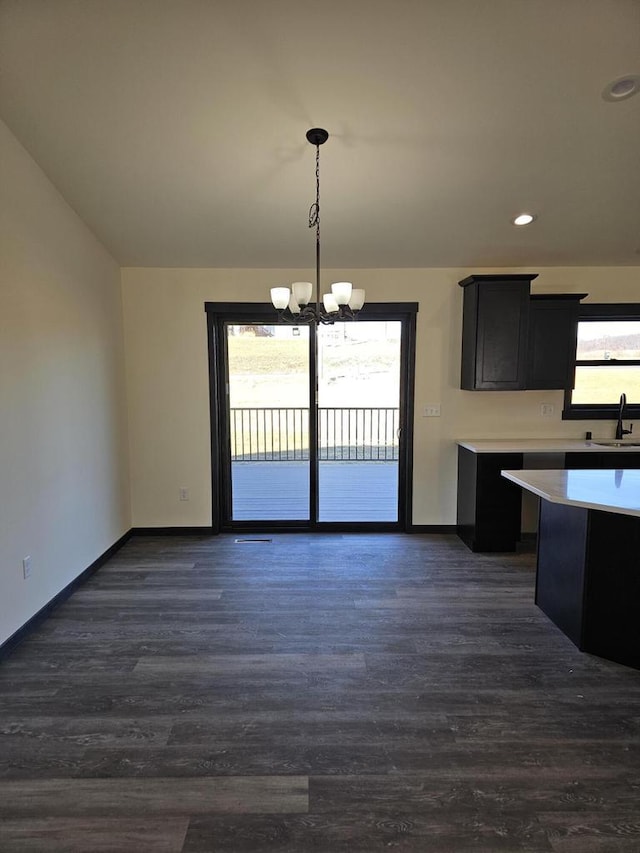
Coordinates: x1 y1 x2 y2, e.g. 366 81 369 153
502 469 640 518
457 438 640 454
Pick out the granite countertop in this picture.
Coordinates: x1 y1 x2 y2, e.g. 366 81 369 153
457 439 640 453
501 468 640 518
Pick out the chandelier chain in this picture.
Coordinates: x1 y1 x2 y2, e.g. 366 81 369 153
308 144 320 237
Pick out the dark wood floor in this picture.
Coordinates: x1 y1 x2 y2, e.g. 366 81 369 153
1 533 640 852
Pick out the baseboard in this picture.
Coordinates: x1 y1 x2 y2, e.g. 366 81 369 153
133 525 458 536
132 526 216 536
0 528 133 662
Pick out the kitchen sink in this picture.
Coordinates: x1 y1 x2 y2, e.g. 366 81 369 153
593 441 640 447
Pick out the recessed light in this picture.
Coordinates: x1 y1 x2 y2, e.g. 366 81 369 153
513 213 536 226
602 75 640 102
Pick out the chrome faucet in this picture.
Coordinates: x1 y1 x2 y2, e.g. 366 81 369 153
615 393 633 440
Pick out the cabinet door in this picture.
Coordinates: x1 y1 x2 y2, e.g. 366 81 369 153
527 296 583 390
460 277 533 390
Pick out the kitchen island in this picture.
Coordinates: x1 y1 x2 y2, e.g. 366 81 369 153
456 438 640 552
502 468 640 670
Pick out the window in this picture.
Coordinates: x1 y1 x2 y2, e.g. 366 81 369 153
563 304 640 420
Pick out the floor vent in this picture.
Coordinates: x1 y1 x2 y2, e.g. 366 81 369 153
234 538 273 544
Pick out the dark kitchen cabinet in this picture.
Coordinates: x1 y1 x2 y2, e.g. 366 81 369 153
459 274 586 391
457 447 640 553
459 274 537 390
526 294 587 390
456 446 524 551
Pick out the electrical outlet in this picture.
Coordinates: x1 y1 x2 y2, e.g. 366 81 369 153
179 487 190 501
423 404 441 417
540 404 555 417
22 556 32 579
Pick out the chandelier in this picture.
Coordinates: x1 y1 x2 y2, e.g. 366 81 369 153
270 128 365 324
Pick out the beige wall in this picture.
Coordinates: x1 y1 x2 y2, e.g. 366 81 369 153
0 119 130 646
121 266 639 528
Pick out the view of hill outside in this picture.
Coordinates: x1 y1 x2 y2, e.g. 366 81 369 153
226 322 401 458
572 320 640 404
576 321 640 359
227 323 401 407
227 325 309 409
227 325 309 460
317 322 401 460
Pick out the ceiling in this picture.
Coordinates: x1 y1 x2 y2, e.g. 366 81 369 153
1 0 639 269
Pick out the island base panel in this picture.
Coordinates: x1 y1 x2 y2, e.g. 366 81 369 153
536 499 640 669
536 501 588 648
583 510 640 669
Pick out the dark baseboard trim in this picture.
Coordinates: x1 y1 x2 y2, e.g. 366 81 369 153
137 525 458 535
132 526 216 536
0 528 133 662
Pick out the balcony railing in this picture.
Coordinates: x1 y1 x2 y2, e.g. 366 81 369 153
230 407 399 461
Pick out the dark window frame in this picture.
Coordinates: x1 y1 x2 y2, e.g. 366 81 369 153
562 303 640 420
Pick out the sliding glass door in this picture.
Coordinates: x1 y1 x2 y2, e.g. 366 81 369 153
317 321 401 521
226 323 310 521
206 303 416 531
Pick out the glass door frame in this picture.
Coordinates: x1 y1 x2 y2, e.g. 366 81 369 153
205 301 418 533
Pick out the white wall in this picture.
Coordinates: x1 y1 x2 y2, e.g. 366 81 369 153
0 120 131 646
121 266 639 528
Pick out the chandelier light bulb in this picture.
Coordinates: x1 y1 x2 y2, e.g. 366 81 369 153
288 293 300 314
331 281 353 305
322 293 340 313
292 281 313 306
348 288 365 311
270 287 290 310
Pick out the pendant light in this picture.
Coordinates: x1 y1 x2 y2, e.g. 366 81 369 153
270 129 365 324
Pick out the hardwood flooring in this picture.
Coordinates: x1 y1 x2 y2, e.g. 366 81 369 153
1 533 640 851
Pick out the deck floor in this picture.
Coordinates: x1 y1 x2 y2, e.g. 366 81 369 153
231 461 398 522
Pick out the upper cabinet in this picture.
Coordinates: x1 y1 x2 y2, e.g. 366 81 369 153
460 274 536 391
527 295 585 390
459 274 586 391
